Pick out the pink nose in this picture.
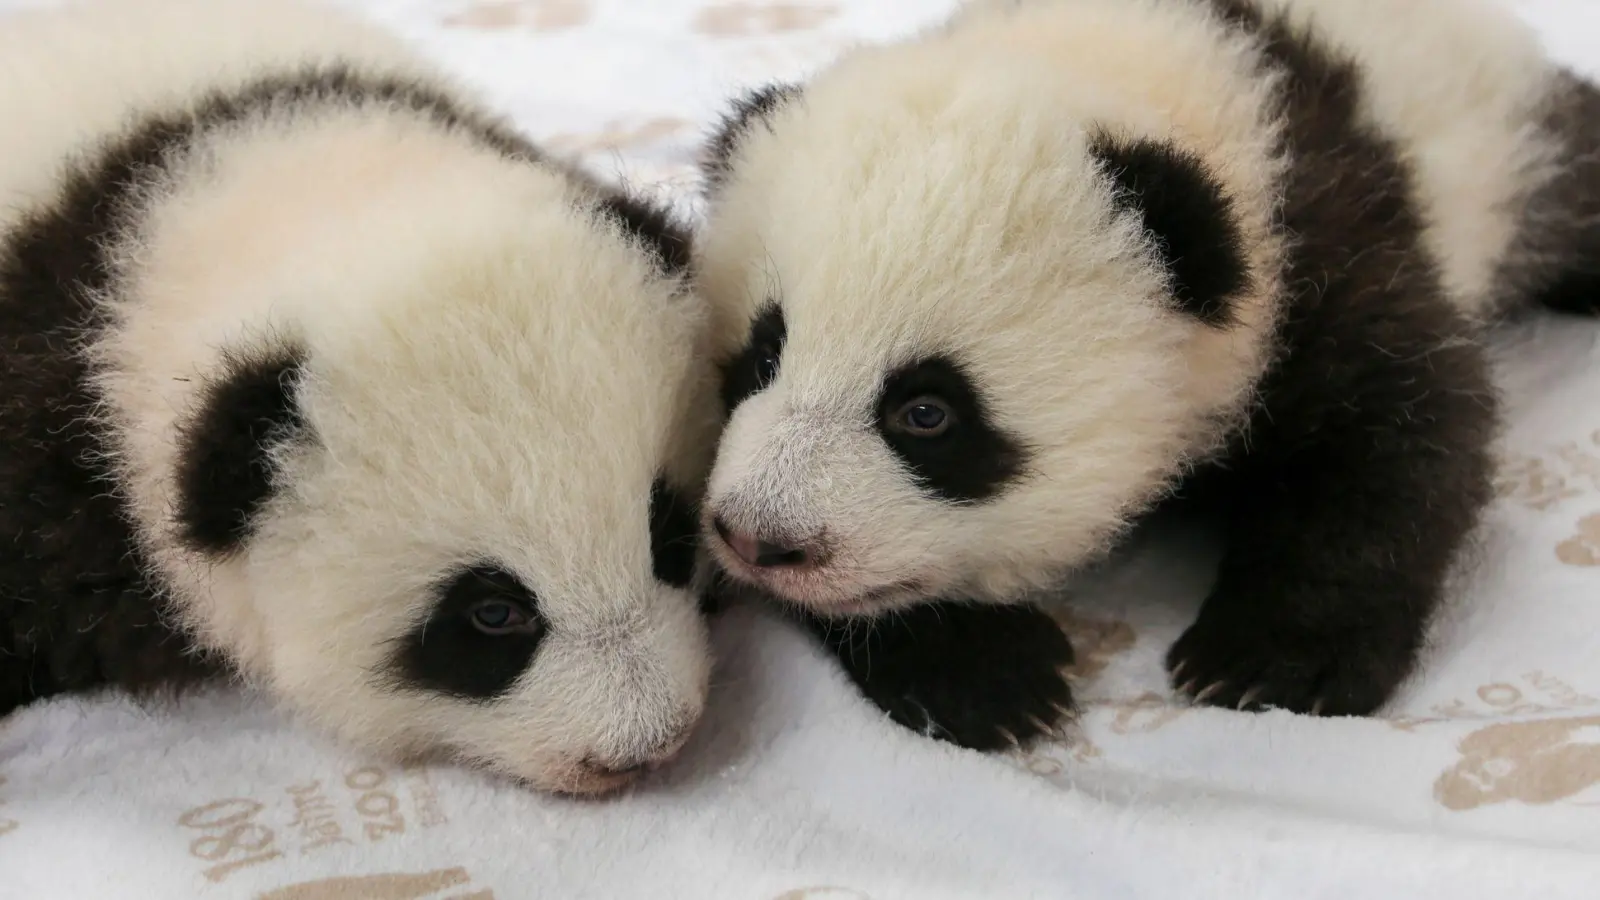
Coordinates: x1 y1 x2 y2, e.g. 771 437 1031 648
712 517 811 568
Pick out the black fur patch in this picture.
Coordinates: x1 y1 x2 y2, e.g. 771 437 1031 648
594 193 694 277
805 601 1076 751
1509 70 1600 317
387 565 546 700
649 478 699 589
701 82 803 194
172 347 309 557
719 305 787 414
876 356 1028 503
1531 260 1600 317
1162 0 1498 716
1088 132 1248 326
1 65 549 713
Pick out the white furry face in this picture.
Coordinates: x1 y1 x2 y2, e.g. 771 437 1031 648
241 232 715 795
694 2 1286 617
87 97 718 795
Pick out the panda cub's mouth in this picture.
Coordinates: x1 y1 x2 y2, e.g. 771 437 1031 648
762 576 927 618
712 546 925 616
799 581 928 619
706 512 929 616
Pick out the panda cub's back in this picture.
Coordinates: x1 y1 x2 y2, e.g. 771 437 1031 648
1230 0 1572 320
0 0 422 219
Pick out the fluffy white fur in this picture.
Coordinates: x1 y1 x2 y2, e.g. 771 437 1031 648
2 0 720 794
696 0 1571 614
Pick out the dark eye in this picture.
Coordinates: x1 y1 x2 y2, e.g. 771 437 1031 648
755 342 780 388
720 307 787 414
387 564 546 701
893 395 954 437
468 599 535 635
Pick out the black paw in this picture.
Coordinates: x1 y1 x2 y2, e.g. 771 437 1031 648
1165 588 1419 716
808 601 1077 751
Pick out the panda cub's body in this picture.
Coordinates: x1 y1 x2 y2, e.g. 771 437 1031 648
0 0 722 795
696 0 1600 748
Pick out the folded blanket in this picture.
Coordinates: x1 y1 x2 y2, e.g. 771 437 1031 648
3 1 1600 897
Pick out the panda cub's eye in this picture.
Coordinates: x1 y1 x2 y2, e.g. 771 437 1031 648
892 395 955 438
469 599 534 635
447 566 543 638
755 342 781 388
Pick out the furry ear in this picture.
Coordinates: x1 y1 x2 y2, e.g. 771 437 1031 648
701 82 804 195
1088 132 1249 327
173 343 311 556
595 191 694 277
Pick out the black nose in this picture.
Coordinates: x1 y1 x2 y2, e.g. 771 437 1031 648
713 516 809 568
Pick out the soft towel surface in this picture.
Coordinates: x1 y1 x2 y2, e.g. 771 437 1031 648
3 1 1600 898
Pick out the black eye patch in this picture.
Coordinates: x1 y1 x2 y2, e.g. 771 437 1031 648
650 477 699 590
876 356 1029 503
385 564 546 701
719 305 786 414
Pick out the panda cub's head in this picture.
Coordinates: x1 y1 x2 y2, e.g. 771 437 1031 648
124 150 719 795
693 22 1281 617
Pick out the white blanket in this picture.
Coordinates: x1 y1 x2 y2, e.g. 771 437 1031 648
4 1 1600 897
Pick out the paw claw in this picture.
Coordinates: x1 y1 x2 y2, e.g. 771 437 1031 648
996 726 1020 750
826 601 1078 751
1166 591 1414 719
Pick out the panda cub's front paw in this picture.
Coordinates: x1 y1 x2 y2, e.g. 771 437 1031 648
1165 583 1421 717
811 601 1077 751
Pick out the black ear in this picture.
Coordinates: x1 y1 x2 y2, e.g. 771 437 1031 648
1087 132 1249 327
173 344 311 556
701 82 804 195
595 191 694 277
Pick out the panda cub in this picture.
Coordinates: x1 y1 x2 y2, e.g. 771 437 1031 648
0 0 724 796
695 0 1600 749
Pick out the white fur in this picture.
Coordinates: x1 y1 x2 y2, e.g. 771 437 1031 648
4 0 718 794
695 0 1575 614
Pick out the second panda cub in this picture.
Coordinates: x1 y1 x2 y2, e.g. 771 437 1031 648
695 0 1600 749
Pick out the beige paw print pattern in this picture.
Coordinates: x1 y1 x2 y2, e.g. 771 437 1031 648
444 0 590 32
1556 511 1600 566
1434 715 1600 811
1495 433 1600 510
1048 607 1197 735
256 867 492 899
1107 692 1190 735
694 2 839 36
544 116 696 157
1390 675 1600 731
1050 606 1136 682
1008 607 1144 772
1010 693 1194 779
